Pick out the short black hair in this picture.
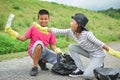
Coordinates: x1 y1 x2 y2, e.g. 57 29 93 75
38 9 49 19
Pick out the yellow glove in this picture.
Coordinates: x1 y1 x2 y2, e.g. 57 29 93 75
4 13 18 39
55 48 64 55
5 27 19 39
107 48 120 58
33 22 48 34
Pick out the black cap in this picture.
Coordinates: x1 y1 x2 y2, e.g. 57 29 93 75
72 13 88 31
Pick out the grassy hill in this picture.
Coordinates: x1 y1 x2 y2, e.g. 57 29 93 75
0 0 120 54
98 8 120 20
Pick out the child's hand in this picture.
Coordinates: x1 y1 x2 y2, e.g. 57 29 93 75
5 13 19 39
55 48 64 55
33 22 48 34
107 48 120 58
5 27 19 39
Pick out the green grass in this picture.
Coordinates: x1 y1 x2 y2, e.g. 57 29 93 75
0 34 29 55
0 0 120 61
0 0 119 42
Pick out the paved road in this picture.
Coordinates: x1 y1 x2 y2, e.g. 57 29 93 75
0 42 120 80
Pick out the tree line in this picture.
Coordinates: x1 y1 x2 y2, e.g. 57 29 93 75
98 8 120 19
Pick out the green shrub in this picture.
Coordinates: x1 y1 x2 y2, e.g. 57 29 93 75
0 35 29 55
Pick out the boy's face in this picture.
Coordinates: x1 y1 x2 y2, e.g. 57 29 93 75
70 19 78 32
38 14 50 27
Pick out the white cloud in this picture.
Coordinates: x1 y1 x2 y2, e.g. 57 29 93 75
42 0 120 11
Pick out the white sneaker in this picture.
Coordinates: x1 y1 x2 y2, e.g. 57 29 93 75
69 68 84 77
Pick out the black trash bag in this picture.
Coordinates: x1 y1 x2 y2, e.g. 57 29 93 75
51 53 77 75
94 68 120 80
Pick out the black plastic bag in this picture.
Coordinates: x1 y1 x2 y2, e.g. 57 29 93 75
51 53 77 75
94 68 120 80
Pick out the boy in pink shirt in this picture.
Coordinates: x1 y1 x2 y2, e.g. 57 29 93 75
5 9 62 76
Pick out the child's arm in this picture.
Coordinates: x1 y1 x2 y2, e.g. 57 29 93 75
103 45 120 58
50 44 64 55
5 26 28 41
5 13 27 41
17 35 27 41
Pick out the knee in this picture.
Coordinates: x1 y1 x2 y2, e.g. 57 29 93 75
68 44 74 51
83 72 94 80
36 44 42 50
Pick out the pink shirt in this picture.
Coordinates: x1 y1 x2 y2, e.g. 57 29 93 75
25 25 56 55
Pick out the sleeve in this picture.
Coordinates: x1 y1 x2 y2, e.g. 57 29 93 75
49 33 56 45
87 31 105 48
52 28 71 36
25 26 33 39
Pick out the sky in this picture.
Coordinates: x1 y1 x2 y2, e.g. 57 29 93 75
42 0 120 11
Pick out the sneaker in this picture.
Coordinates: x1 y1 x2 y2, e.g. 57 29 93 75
30 67 38 76
69 68 84 77
38 59 49 70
